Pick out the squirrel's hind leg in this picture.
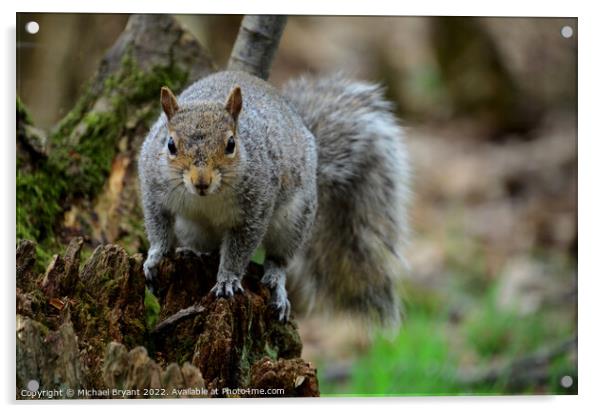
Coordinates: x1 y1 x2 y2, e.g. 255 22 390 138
261 259 291 321
262 193 317 322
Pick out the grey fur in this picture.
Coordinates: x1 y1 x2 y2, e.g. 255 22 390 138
282 74 411 327
139 71 317 320
139 70 410 325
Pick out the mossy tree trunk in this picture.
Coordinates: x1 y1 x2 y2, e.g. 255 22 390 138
17 14 215 264
16 13 319 398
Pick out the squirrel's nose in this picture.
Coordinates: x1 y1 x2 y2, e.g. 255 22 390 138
195 179 210 193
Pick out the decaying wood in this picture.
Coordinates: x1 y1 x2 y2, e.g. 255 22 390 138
150 249 310 393
16 240 319 398
102 342 207 398
251 357 320 397
152 303 205 336
17 317 85 395
227 15 287 80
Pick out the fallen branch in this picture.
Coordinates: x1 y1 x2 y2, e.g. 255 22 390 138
152 303 205 336
458 337 577 389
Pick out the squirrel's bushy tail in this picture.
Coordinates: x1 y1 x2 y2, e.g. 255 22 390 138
282 74 411 327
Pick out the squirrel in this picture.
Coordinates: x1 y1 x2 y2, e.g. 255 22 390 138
138 70 410 325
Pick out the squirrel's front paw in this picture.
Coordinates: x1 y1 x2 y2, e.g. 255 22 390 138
143 247 165 293
210 272 244 298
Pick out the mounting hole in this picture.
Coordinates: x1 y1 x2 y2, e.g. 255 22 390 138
560 375 574 388
25 21 39 34
27 379 40 391
561 25 573 39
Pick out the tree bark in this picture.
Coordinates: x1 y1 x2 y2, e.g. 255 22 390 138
227 15 287 80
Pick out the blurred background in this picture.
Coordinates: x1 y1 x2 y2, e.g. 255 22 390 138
17 14 577 395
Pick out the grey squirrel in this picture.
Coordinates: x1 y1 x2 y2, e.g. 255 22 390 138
138 70 410 325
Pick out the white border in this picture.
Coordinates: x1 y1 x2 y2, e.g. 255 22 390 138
10 0 580 17
3 1 600 412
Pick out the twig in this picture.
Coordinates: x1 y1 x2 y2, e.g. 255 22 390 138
227 15 287 80
152 303 205 335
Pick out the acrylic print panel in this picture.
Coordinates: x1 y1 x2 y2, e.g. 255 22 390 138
16 13 577 399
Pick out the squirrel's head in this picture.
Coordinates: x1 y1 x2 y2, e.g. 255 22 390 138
160 85 243 197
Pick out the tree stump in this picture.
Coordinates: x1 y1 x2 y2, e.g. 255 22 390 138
16 239 319 398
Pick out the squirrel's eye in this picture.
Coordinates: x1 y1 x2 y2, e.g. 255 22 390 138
225 136 236 155
167 136 177 155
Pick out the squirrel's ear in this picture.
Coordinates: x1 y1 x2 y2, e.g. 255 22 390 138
225 86 242 123
161 86 179 121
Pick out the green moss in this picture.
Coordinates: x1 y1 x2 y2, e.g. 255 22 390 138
263 344 278 360
115 52 189 104
16 167 65 271
16 47 191 258
176 336 196 365
16 170 63 241
78 246 94 271
124 318 146 348
16 96 33 125
16 98 59 253
49 110 124 197
52 83 97 142
144 288 160 330
265 320 302 359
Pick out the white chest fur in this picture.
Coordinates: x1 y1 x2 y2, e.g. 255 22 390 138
165 188 242 231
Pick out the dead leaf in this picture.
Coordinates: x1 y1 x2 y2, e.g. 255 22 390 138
49 297 65 311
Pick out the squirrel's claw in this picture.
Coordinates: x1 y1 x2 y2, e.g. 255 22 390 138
211 276 244 298
261 269 291 322
270 296 291 322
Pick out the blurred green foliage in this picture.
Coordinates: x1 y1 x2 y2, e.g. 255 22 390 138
347 312 462 396
318 245 576 396
144 288 161 330
320 289 575 396
251 247 266 265
463 289 571 360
